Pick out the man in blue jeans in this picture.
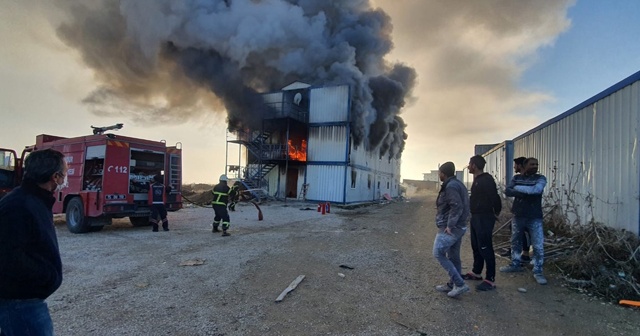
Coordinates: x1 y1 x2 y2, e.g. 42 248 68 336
500 157 548 285
433 162 470 298
0 149 67 335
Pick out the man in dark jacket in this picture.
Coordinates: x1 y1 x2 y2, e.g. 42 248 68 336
500 157 548 285
466 155 502 291
433 162 470 298
0 149 67 335
211 174 231 236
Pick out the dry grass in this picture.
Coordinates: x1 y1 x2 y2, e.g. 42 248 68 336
548 215 640 301
495 197 640 302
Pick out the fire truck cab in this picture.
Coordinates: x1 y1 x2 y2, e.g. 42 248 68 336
0 148 19 199
3 130 182 233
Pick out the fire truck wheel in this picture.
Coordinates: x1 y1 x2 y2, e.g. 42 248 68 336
129 216 150 227
66 197 91 234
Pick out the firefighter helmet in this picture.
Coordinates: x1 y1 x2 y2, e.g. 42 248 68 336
219 174 228 182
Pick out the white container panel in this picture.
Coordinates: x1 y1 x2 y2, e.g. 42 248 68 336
345 167 375 203
514 81 640 234
482 143 508 189
305 165 346 203
308 126 348 162
349 143 401 176
309 85 350 123
262 92 283 105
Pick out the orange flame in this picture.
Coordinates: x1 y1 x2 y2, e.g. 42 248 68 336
288 139 307 161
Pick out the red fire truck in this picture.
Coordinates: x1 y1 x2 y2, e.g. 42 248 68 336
0 126 182 233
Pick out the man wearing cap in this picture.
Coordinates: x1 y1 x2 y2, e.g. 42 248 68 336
211 174 232 236
433 161 471 297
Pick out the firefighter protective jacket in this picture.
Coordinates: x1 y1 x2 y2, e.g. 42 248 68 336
211 182 230 205
148 182 166 205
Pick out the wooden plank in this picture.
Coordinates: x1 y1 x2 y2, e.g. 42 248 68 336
275 275 305 302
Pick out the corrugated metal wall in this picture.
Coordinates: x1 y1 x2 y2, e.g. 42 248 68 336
344 167 375 202
349 143 398 173
347 144 401 201
514 81 640 234
309 85 350 123
308 126 348 162
266 166 307 200
482 141 513 188
305 165 346 203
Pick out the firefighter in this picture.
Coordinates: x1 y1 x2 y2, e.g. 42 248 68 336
228 181 241 211
148 174 170 232
211 174 231 236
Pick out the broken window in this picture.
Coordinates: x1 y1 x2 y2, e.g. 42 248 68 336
351 169 357 188
368 174 372 189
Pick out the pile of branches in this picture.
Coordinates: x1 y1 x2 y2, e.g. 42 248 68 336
547 215 640 302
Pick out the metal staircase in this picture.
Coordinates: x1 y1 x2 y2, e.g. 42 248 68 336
228 129 282 199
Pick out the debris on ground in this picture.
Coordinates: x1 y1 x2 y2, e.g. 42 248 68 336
493 207 640 302
179 258 206 266
619 300 640 308
275 275 305 302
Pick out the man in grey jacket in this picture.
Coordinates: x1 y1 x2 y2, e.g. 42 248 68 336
433 162 470 297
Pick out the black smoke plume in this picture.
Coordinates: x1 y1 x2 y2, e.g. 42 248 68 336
54 0 416 158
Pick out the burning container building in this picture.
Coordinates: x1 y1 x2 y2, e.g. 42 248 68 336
226 82 401 204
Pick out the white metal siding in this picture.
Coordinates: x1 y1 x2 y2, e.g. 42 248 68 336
309 85 350 123
305 165 346 203
514 82 640 234
265 166 307 199
345 167 374 202
349 143 400 175
308 126 348 162
483 143 509 188
263 92 283 105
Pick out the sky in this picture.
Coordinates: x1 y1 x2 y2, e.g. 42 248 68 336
1 0 639 184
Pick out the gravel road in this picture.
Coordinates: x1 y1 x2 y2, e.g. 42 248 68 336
48 193 640 335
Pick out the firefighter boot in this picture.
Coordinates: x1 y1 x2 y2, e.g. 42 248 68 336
212 221 221 233
222 223 230 236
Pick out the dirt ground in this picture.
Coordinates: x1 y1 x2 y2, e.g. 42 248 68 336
48 192 639 336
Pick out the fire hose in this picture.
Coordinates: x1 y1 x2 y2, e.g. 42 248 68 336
180 194 263 221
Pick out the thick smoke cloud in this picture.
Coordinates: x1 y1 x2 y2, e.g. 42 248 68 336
53 0 416 159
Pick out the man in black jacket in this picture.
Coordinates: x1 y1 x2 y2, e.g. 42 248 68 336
0 149 67 335
466 155 502 291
